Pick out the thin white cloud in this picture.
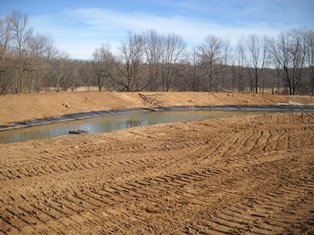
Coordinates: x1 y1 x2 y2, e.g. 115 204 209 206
69 7 291 43
30 7 294 59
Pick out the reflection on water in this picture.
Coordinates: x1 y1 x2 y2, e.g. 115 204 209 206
126 119 143 128
0 110 261 144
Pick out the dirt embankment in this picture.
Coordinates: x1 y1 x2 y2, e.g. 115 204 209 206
0 91 313 124
0 113 313 234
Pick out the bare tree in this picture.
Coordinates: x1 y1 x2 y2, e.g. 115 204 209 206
2 9 314 95
306 30 314 95
93 44 116 91
198 35 223 91
234 40 246 93
0 16 12 59
244 34 270 93
160 33 186 91
49 52 73 91
143 30 186 91
10 11 33 93
28 34 56 58
79 61 95 90
189 47 201 91
115 32 145 91
143 30 163 91
0 16 13 95
217 38 232 90
27 34 57 92
271 28 307 95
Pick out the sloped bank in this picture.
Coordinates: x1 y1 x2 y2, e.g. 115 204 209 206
1 104 313 132
1 91 314 125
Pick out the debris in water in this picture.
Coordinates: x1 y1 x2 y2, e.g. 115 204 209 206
69 129 88 134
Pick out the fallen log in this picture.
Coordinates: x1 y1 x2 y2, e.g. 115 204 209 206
138 93 157 105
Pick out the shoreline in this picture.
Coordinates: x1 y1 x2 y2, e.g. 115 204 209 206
1 104 314 132
1 91 313 125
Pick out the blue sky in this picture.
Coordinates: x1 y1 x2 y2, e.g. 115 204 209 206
0 0 313 59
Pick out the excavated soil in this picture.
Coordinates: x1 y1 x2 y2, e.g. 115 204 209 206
0 112 313 234
1 91 313 124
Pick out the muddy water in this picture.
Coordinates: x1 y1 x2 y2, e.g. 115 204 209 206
0 110 261 144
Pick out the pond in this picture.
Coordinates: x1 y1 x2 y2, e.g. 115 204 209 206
0 110 263 144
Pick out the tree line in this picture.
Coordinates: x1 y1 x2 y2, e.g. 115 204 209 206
1 11 313 95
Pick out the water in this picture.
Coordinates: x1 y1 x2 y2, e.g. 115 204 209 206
0 110 261 144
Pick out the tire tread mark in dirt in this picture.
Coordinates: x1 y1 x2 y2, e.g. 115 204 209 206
80 191 112 207
276 134 289 151
15 205 40 226
30 199 63 221
256 130 271 152
5 207 31 230
1 148 225 181
219 132 246 157
0 213 20 233
71 192 103 208
31 166 45 176
1 171 14 180
60 196 101 226
89 189 119 204
114 185 144 198
124 182 159 197
247 130 263 152
263 130 280 151
41 200 85 231
0 171 8 181
99 188 126 203
206 216 246 233
20 204 62 234
224 130 254 157
0 113 313 233
82 191 114 206
188 176 314 234
16 166 229 231
147 179 177 191
198 135 232 160
200 222 234 235
14 168 27 178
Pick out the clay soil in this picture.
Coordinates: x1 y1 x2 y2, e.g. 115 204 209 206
0 92 314 234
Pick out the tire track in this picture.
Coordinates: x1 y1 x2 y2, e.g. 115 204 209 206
186 175 314 234
0 113 313 234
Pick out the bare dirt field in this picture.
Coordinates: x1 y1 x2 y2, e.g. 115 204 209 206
0 92 314 234
0 111 313 234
